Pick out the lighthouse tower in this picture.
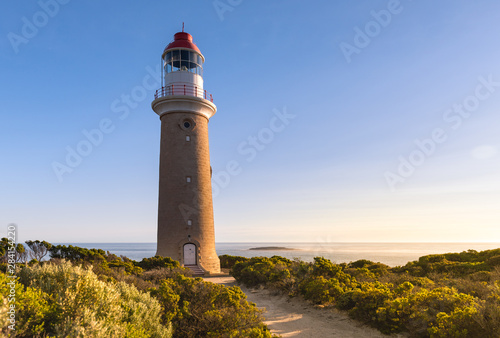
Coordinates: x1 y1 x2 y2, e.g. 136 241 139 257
151 30 220 274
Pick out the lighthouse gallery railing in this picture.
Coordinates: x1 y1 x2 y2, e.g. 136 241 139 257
154 84 213 102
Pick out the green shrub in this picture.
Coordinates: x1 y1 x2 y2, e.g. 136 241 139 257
298 276 344 305
48 245 107 262
219 254 250 269
420 254 447 264
471 296 500 337
367 262 390 276
108 258 143 275
486 255 500 267
0 271 53 336
155 274 273 337
16 260 171 337
348 259 375 269
428 306 480 337
346 262 390 282
0 297 9 335
345 267 377 282
235 256 297 290
450 278 491 299
136 256 182 271
397 287 479 336
232 257 286 288
141 267 190 286
342 282 394 322
311 257 356 289
398 248 500 279
311 257 343 278
48 245 148 276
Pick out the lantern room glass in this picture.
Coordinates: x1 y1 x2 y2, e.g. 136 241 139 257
164 49 203 76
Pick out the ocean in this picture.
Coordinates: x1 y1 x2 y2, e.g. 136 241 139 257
59 242 500 267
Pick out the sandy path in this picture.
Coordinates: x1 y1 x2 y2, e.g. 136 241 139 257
204 276 400 338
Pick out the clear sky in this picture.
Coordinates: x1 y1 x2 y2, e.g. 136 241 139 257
1 1 499 243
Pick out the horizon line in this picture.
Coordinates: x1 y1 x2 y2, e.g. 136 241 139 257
51 241 500 244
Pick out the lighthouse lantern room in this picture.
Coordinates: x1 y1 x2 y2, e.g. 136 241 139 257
156 31 212 102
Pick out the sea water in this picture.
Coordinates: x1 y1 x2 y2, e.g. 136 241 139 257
59 242 500 267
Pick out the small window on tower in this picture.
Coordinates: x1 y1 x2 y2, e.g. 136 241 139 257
186 136 190 141
187 220 192 226
181 118 195 131
186 176 191 183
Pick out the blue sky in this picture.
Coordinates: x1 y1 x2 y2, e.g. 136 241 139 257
1 0 499 243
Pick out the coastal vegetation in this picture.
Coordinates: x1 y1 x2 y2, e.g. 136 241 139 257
4 241 500 337
226 249 500 337
1 241 275 337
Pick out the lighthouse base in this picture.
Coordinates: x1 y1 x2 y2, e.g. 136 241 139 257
156 239 220 275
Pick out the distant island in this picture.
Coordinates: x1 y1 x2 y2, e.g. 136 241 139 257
249 246 296 251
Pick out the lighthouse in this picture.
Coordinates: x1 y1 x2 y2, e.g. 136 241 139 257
151 30 220 274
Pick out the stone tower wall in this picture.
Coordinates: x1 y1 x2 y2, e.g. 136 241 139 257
156 111 220 273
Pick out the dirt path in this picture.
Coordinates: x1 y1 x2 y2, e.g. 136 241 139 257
204 276 399 338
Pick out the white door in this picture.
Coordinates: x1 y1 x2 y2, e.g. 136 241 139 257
183 244 196 265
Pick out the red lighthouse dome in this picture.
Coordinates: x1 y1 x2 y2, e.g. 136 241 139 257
163 32 201 56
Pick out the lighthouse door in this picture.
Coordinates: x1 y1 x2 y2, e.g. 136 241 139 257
183 244 197 265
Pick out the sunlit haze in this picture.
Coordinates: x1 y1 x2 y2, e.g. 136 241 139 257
1 1 499 243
